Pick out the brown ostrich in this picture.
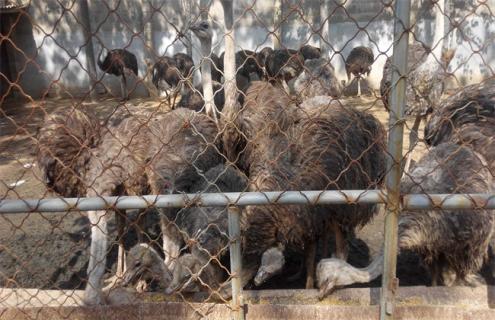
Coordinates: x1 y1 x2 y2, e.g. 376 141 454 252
242 97 386 289
345 46 374 96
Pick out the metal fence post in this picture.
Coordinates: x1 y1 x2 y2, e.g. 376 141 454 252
228 205 245 320
381 0 411 319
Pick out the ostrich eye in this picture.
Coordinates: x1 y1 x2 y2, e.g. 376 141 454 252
134 261 142 268
201 22 209 29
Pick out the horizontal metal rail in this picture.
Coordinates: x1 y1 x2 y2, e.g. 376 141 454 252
0 190 494 213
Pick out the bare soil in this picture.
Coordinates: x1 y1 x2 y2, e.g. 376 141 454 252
0 93 491 294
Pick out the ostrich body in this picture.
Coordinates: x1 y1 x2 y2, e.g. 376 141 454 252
293 58 342 99
241 97 386 289
97 48 138 101
221 81 299 174
218 49 264 89
177 81 225 113
317 142 494 298
151 53 194 107
424 78 495 170
345 46 374 96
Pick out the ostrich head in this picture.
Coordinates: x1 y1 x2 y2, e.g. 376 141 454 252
254 245 285 286
189 20 213 43
97 46 109 67
122 243 172 291
316 258 358 299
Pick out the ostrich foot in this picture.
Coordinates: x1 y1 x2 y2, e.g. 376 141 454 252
83 287 104 306
135 279 149 293
103 274 123 291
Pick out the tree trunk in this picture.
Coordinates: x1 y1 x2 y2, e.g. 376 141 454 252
78 0 98 99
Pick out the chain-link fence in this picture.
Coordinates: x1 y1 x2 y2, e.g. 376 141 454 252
1 0 494 319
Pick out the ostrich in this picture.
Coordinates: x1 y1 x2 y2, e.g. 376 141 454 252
37 105 221 306
265 48 305 93
97 48 138 101
316 142 494 299
382 0 455 173
293 58 342 99
380 43 429 110
123 164 247 295
189 20 218 121
151 53 194 107
344 46 374 96
234 96 386 289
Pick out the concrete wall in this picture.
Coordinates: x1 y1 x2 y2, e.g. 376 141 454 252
5 0 495 99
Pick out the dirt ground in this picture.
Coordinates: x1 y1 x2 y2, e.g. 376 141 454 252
0 92 491 295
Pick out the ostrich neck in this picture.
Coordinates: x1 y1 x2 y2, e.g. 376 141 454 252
199 39 215 115
351 251 384 283
430 0 445 62
220 0 238 116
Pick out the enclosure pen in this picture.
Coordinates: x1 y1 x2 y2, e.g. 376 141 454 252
1 0 495 319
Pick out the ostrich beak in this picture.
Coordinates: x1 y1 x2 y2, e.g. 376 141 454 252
317 278 336 300
122 266 142 287
189 23 200 32
254 268 268 286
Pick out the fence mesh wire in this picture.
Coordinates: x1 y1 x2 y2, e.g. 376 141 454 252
0 0 494 318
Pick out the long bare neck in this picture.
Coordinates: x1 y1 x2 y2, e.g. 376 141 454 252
351 251 384 283
199 37 216 121
430 0 445 62
220 0 237 117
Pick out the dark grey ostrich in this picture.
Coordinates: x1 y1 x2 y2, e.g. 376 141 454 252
151 53 194 107
230 95 386 289
293 58 342 99
97 48 138 101
345 46 374 96
122 164 247 296
317 142 494 298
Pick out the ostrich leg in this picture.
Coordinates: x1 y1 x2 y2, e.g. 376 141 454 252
160 214 182 270
116 209 127 278
403 115 422 174
103 209 128 290
84 210 109 305
120 73 129 101
357 76 362 96
305 241 317 289
332 222 348 260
